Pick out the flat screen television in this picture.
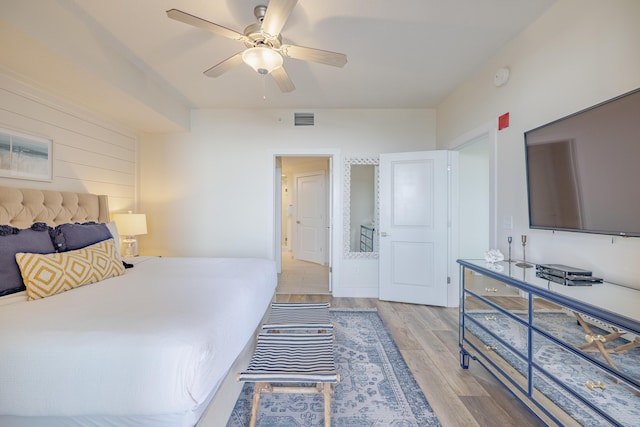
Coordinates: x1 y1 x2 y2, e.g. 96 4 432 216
524 87 640 237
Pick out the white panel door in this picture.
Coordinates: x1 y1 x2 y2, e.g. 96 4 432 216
295 171 326 264
379 151 450 306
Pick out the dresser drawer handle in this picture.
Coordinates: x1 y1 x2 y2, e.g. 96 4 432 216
585 334 607 343
484 315 496 321
484 287 498 292
585 380 606 391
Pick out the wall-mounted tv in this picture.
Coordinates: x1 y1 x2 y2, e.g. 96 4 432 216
524 87 640 237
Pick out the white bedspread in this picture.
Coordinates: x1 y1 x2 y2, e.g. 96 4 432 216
0 257 276 423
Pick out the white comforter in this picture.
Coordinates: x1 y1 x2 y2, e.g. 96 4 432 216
0 257 276 422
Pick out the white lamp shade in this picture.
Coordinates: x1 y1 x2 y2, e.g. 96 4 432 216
242 47 283 74
113 213 147 236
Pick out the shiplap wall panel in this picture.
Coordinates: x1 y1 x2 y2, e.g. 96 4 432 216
0 89 134 161
53 144 134 175
51 178 134 200
0 75 137 213
0 87 133 149
54 161 133 186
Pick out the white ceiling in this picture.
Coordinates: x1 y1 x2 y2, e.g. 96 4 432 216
0 0 555 131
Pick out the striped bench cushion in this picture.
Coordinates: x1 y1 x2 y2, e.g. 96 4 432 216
263 302 333 331
239 333 338 383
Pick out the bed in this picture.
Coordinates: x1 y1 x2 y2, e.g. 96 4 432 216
0 186 277 427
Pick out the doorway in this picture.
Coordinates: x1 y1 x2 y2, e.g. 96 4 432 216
455 124 495 258
277 156 331 295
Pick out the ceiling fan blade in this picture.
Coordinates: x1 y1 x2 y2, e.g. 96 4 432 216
261 0 297 37
167 9 246 42
203 52 244 77
280 44 347 67
271 66 295 92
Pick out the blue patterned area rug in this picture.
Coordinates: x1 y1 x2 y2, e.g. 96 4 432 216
226 309 440 427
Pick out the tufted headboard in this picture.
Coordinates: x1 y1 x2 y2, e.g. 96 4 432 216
0 186 109 228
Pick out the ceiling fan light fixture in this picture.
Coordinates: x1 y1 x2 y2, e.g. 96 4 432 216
242 46 283 75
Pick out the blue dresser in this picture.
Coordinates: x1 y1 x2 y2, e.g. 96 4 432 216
458 259 640 426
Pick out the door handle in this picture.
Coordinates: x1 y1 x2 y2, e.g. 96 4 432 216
296 221 301 224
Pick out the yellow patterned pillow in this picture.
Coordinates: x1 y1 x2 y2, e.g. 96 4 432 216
16 238 125 300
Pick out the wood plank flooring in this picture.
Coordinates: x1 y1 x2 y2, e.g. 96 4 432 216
277 251 330 295
275 293 545 427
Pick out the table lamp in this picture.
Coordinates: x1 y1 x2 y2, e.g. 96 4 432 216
113 212 147 257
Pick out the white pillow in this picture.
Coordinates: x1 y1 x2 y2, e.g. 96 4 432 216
105 221 121 256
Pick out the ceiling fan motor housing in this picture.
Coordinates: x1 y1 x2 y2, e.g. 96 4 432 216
254 5 267 23
243 23 282 49
243 4 283 49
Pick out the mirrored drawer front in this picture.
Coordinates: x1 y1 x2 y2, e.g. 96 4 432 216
533 303 640 387
465 318 529 378
532 368 616 427
464 269 520 296
532 331 640 427
464 279 529 320
464 294 529 356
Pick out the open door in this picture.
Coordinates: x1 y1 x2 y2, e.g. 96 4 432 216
378 151 455 306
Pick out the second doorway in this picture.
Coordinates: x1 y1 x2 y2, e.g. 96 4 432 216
278 156 330 294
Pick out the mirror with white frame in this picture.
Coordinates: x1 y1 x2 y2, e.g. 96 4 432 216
343 157 379 259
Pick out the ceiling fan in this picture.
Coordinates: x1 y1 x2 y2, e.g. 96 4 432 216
166 0 347 93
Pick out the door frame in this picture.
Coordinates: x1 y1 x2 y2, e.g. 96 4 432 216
270 149 340 292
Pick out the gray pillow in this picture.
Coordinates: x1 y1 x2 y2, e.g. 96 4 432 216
0 224 56 296
52 222 113 252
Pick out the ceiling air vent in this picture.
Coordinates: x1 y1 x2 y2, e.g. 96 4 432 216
294 112 315 126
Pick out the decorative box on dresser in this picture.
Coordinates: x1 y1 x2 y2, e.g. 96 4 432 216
458 259 640 426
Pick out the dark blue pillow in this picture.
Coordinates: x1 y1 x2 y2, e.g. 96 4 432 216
0 223 56 296
52 222 113 252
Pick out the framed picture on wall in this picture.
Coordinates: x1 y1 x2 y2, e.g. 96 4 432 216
0 128 52 181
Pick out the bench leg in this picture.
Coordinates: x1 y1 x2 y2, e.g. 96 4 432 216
323 383 331 427
249 382 269 427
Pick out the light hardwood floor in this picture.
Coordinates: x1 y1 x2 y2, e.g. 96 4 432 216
274 291 546 426
278 251 330 294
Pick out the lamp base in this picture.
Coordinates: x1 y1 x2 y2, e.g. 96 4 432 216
122 237 138 257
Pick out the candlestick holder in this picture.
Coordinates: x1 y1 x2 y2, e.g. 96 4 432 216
515 234 533 268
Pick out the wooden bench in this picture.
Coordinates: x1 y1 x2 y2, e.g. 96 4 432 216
238 332 339 427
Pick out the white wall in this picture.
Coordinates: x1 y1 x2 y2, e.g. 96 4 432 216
0 74 138 213
139 108 436 296
437 0 640 289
